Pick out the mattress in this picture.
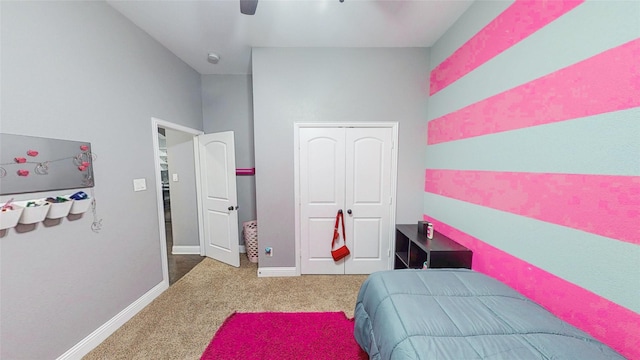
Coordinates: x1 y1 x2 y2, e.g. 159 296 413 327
354 269 625 360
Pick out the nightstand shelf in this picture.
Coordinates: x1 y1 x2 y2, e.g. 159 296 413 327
394 224 472 269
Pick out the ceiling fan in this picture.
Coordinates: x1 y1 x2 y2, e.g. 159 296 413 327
240 0 258 15
240 0 343 15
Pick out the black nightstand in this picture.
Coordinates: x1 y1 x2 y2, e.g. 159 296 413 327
394 224 472 269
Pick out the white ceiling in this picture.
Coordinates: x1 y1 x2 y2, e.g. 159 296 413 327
107 0 474 75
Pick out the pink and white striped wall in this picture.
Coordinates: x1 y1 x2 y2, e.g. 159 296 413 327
426 1 640 358
429 0 583 96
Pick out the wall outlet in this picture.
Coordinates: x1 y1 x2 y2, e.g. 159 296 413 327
265 247 273 257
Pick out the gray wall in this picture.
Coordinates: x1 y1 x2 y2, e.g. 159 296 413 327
201 75 256 242
166 128 199 248
252 48 429 268
0 1 202 358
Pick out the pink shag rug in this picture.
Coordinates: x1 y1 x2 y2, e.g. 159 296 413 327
200 312 369 360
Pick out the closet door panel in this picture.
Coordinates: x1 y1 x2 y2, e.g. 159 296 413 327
306 217 340 257
352 138 384 203
299 128 345 275
344 128 393 274
352 217 382 259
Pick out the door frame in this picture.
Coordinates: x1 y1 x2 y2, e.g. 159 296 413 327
151 117 204 285
293 122 399 275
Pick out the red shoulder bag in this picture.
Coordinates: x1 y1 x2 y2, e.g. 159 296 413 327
331 209 350 261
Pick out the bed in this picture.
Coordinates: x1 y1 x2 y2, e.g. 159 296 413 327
354 269 624 360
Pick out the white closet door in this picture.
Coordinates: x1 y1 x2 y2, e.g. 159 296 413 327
299 128 346 274
344 128 393 274
299 126 395 275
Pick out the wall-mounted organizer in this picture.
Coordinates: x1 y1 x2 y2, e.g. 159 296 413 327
15 201 50 225
46 200 74 219
0 191 92 229
0 203 23 230
236 168 255 176
69 197 92 215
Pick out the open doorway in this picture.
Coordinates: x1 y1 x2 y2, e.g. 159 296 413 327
152 117 243 283
157 127 203 285
152 118 205 286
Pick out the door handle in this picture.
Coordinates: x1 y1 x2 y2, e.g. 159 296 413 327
347 209 352 215
228 206 234 211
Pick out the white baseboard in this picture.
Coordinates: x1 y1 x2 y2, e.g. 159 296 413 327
173 245 244 255
57 281 168 360
257 267 298 277
171 245 200 255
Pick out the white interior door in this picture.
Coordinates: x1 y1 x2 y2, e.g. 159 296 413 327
198 131 240 267
344 128 392 274
299 126 394 275
299 128 345 274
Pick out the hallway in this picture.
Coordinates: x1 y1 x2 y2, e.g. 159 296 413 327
165 197 203 285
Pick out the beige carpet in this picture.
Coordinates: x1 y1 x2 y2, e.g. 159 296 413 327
83 257 368 360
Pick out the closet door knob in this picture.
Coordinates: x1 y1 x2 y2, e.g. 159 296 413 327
347 209 352 215
228 206 234 211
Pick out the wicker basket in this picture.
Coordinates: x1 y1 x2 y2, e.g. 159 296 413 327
243 220 258 263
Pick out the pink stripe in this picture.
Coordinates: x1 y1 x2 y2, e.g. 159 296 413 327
429 0 583 95
423 215 640 360
236 168 255 176
428 39 640 145
425 169 640 244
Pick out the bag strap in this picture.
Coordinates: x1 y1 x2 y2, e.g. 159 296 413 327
332 209 346 247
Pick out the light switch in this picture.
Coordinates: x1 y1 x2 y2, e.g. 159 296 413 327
172 173 179 182
133 178 147 192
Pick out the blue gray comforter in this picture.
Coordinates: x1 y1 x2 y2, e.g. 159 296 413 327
354 269 624 360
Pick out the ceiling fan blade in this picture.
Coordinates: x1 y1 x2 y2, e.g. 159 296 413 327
240 0 258 15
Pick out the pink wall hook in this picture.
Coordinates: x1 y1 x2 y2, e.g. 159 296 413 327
17 169 29 176
14 157 26 163
27 150 39 157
